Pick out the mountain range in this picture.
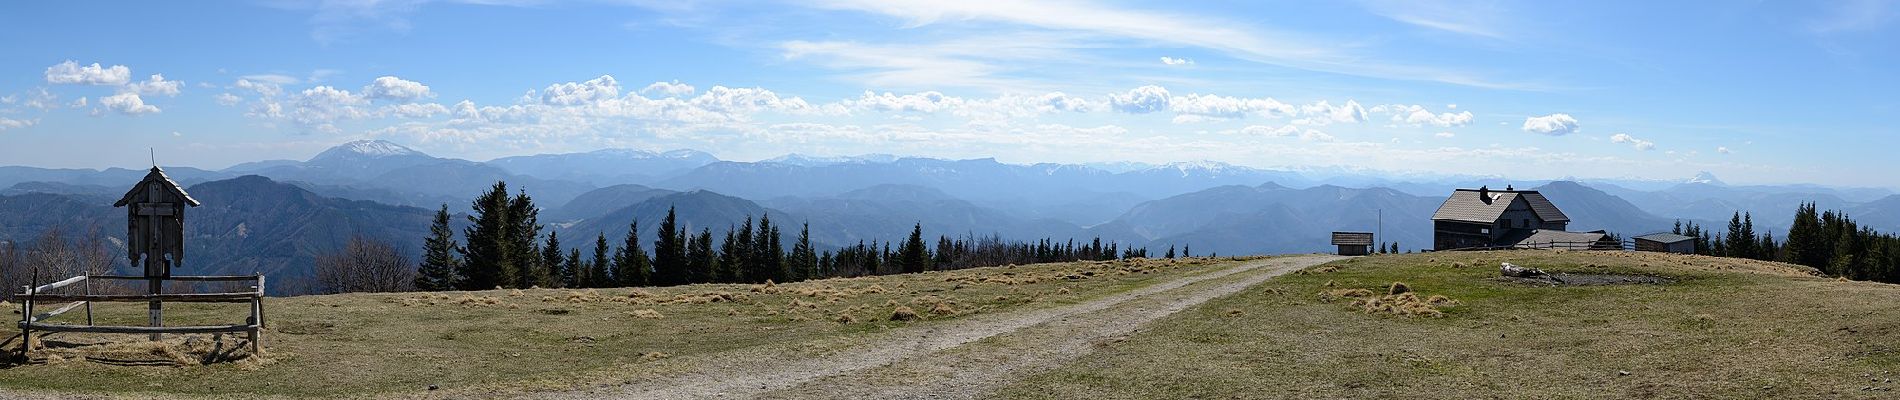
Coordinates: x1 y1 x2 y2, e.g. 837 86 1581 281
3 139 1897 286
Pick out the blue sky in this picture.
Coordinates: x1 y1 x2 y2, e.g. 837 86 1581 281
0 1 1894 187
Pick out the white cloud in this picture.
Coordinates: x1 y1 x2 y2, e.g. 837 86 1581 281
100 92 160 115
641 80 696 97
1609 133 1655 150
239 74 301 85
1521 113 1580 135
235 78 285 98
1170 93 1296 119
362 76 433 101
0 117 36 131
1109 85 1171 113
289 86 370 126
1435 132 1455 138
690 86 817 114
1232 124 1332 142
384 102 449 118
1295 100 1367 125
125 74 183 97
1717 146 1732 154
1160 56 1194 66
1237 125 1299 137
214 93 243 106
1383 104 1473 127
541 75 621 106
44 61 132 85
68 97 88 108
847 90 964 113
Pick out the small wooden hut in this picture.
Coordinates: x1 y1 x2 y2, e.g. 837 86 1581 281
1331 232 1374 256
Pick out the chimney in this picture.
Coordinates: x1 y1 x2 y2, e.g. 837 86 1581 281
1478 185 1490 203
1505 184 1514 191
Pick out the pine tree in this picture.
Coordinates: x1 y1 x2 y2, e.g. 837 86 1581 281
732 218 757 281
613 218 652 287
1784 202 1827 269
789 223 818 281
508 190 544 289
715 227 741 283
460 182 516 290
590 233 611 288
540 231 564 288
756 213 785 282
415 204 462 291
652 206 688 286
1165 245 1177 259
899 223 929 274
687 228 716 284
1183 244 1192 258
562 248 582 288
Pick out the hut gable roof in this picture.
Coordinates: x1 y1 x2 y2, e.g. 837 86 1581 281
1633 233 1695 244
1431 188 1569 224
1506 229 1606 246
114 167 201 207
1331 232 1373 246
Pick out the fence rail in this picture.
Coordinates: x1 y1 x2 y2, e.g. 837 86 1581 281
15 274 265 361
1442 239 1636 252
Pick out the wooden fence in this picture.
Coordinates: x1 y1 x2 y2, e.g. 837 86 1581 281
16 274 264 360
1440 239 1635 252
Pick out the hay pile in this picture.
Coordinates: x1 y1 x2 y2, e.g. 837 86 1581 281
1317 282 1458 318
890 306 920 321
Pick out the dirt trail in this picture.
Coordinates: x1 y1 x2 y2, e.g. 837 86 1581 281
544 255 1343 400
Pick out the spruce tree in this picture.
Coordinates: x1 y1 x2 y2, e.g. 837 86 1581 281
899 223 929 274
716 227 741 283
415 204 462 291
508 191 543 289
590 233 612 288
688 228 717 284
1784 203 1826 268
562 248 582 288
1165 245 1176 259
732 217 757 281
1183 244 1191 258
541 231 564 288
756 214 785 282
460 182 515 290
789 223 818 281
613 219 652 287
652 206 688 286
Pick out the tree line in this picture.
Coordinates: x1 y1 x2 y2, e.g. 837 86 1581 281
1673 202 1900 284
410 181 1165 291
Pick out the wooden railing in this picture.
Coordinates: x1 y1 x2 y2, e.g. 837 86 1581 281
16 274 264 360
1440 239 1635 252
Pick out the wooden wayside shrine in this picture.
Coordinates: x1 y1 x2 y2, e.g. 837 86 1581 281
16 166 266 360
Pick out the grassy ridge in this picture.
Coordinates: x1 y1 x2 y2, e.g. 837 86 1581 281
1 257 1237 398
997 251 1900 399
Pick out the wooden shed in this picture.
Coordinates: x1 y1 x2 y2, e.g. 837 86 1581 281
1331 232 1374 256
1634 233 1696 254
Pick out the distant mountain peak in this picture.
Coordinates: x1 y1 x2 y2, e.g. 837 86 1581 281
314 140 424 160
1686 171 1725 186
764 153 898 166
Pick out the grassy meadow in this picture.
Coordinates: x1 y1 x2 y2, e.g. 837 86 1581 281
997 250 1900 399
0 256 1237 398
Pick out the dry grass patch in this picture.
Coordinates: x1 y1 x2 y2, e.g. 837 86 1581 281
890 306 920 321
998 251 1899 399
0 257 1245 398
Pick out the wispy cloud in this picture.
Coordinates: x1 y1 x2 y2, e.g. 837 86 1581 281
1357 0 1514 40
800 0 1540 90
1806 0 1897 34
